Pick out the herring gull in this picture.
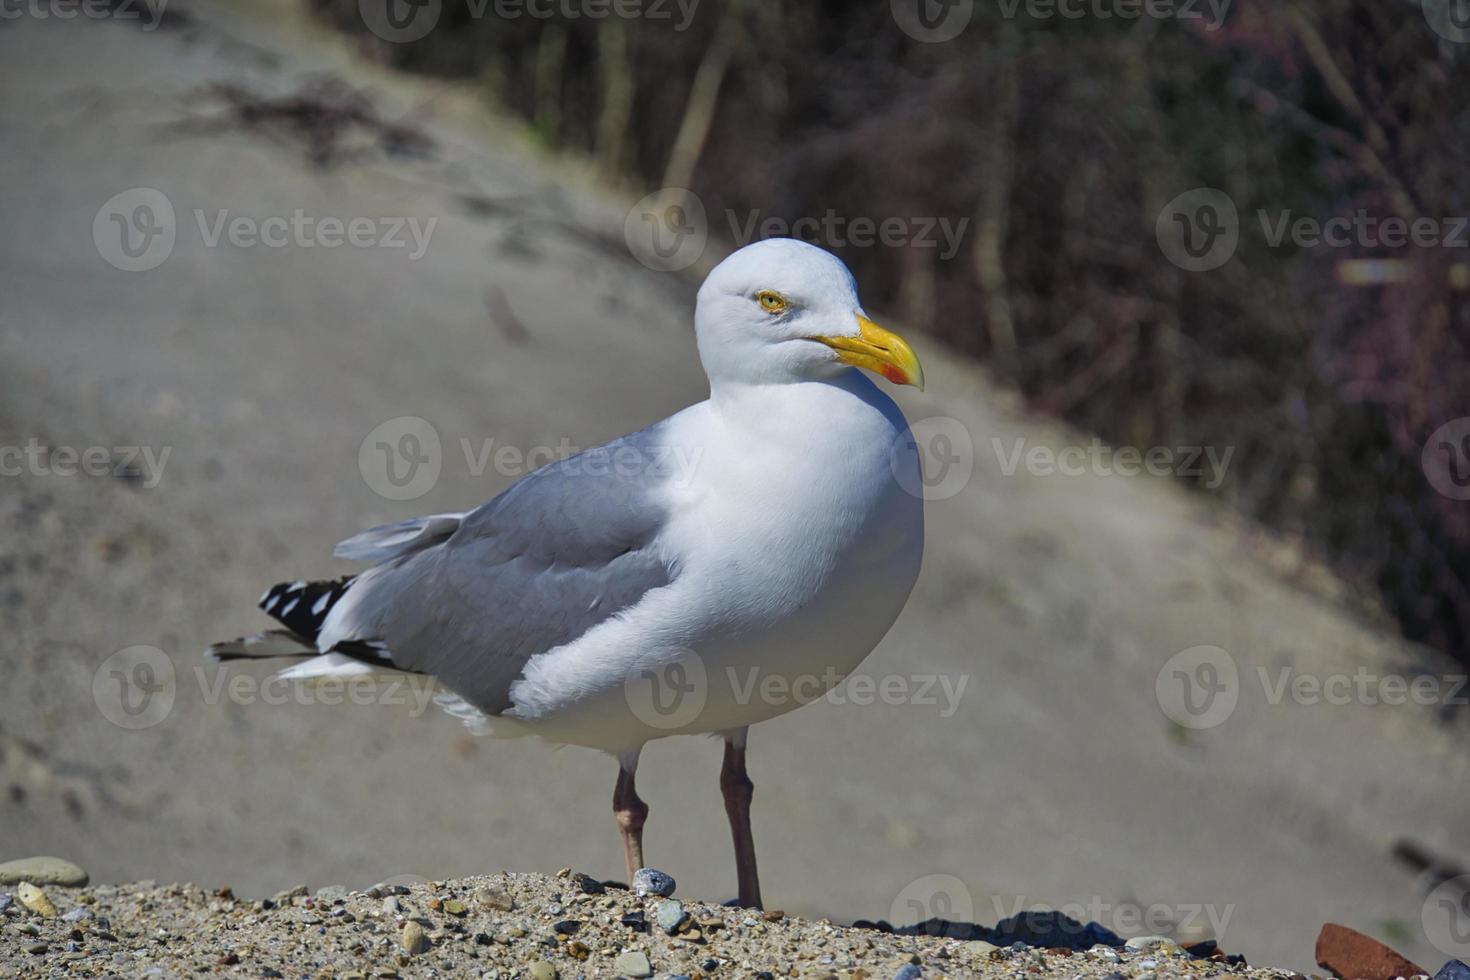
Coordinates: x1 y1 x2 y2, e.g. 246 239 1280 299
208 237 926 907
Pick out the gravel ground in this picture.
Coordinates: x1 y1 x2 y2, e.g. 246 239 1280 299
0 871 1295 980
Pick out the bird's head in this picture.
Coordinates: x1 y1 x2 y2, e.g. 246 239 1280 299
693 239 924 391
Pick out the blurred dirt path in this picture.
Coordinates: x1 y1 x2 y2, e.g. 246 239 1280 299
1 4 1466 972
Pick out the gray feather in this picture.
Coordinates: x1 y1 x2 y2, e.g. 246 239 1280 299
331 423 676 714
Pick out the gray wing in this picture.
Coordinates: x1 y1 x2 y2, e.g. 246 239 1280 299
330 423 677 714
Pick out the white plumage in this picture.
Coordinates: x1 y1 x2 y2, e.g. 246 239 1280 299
210 238 927 907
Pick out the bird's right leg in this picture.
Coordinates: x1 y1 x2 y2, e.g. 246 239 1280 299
612 749 648 883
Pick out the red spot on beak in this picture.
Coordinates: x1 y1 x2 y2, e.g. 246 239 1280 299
880 364 907 385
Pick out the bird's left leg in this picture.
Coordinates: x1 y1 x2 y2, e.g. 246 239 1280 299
613 749 648 884
720 727 763 909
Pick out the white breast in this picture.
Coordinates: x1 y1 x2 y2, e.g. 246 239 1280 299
506 374 925 752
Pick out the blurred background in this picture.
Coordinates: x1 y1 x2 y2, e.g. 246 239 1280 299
2 0 1468 972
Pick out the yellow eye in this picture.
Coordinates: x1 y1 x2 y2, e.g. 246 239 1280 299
757 290 788 314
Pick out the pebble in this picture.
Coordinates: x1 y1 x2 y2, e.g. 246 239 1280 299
1125 935 1179 953
0 894 11 913
527 959 557 980
23 941 48 955
894 965 923 980
655 899 688 935
60 906 91 923
613 949 654 977
270 885 307 906
632 868 676 898
16 882 56 917
442 899 468 917
382 897 401 915
0 857 89 888
970 941 1001 956
1089 944 1121 963
480 888 515 912
1435 962 1470 980
571 873 605 895
315 885 348 904
400 921 430 955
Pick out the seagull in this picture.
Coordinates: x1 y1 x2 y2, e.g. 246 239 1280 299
208 238 926 908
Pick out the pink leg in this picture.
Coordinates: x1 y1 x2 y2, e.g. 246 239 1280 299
613 757 648 883
720 729 763 909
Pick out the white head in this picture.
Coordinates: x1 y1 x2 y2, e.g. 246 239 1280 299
694 239 924 391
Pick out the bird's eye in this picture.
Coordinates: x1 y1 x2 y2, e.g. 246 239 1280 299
756 291 788 314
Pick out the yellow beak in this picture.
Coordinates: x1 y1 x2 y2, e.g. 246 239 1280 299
812 315 925 391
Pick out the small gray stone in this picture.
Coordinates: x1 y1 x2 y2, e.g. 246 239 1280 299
315 885 348 903
655 899 688 935
61 906 92 923
612 950 653 978
894 965 923 980
527 960 557 980
632 868 676 898
0 894 11 913
0 857 89 888
401 920 431 955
